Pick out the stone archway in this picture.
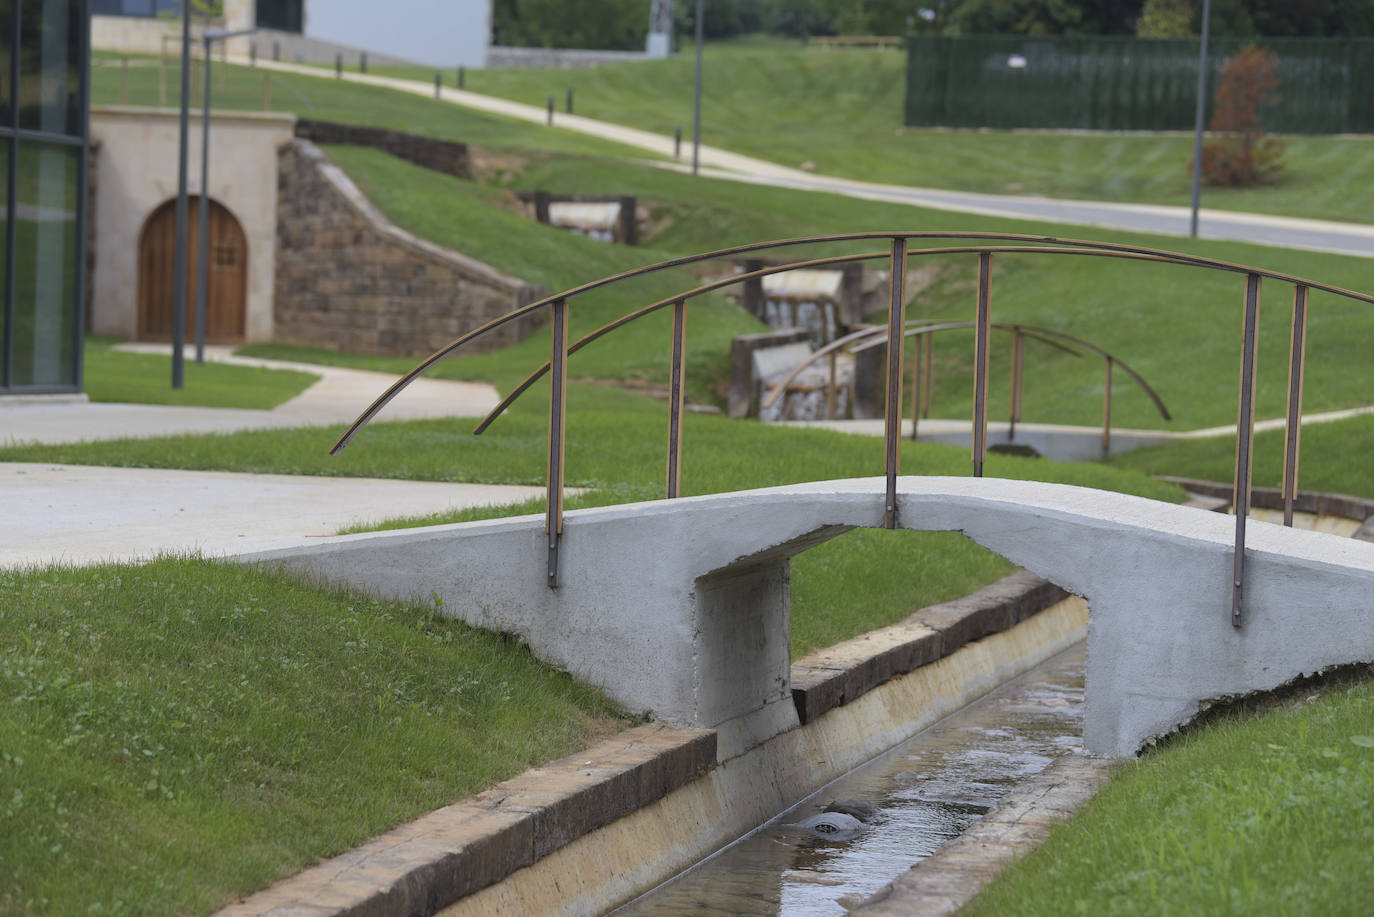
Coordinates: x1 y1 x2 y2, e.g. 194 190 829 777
137 196 248 343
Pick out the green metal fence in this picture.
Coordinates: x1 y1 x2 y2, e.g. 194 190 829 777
905 35 1374 134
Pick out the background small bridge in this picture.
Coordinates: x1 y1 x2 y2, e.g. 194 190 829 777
253 232 1374 757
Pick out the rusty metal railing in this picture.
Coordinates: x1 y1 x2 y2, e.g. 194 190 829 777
760 320 1172 456
330 232 1374 627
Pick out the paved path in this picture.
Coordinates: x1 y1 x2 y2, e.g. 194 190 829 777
0 463 545 568
244 58 1374 258
1 347 535 568
1 344 497 446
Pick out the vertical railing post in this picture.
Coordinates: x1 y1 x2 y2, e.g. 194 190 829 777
910 329 923 441
827 350 838 420
1232 274 1262 627
883 237 909 528
972 252 992 477
1009 327 1024 441
547 299 569 588
922 333 933 419
666 300 687 499
1282 285 1309 527
1101 357 1114 456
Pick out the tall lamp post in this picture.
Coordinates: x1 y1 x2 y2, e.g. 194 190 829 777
171 4 192 388
1189 0 1213 238
194 27 256 364
691 0 703 175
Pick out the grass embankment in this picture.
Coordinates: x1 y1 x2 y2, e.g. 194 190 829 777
1110 413 1374 500
965 668 1374 917
246 146 1374 432
82 337 319 409
383 38 1374 225
88 53 650 161
0 558 626 917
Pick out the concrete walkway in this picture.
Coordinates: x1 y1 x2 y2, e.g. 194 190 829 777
0 463 546 568
1 347 541 568
243 58 1374 258
1 344 498 446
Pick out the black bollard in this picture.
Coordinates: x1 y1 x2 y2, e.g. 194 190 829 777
435 71 442 98
335 52 342 78
674 124 682 159
547 95 554 125
458 65 465 89
360 52 367 73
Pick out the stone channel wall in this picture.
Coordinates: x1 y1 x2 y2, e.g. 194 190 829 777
274 140 545 357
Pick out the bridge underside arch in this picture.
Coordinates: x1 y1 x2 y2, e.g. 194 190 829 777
242 477 1374 758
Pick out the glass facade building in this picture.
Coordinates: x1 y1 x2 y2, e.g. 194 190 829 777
1 0 89 394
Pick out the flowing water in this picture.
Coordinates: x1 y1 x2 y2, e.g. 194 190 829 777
611 645 1087 916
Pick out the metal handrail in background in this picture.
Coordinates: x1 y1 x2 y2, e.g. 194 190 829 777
330 232 1374 626
760 319 1172 455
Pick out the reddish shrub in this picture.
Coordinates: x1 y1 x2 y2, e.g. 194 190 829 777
1200 45 1286 186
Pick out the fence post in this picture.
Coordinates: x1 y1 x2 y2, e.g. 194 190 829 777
1232 273 1262 627
547 299 569 588
666 300 687 498
883 237 909 528
1282 285 1309 527
972 252 992 476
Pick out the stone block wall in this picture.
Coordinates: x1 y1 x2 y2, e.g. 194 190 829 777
294 120 472 180
275 140 545 357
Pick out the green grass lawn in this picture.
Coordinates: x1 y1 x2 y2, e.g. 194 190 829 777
388 38 1374 225
1110 413 1374 500
88 53 652 161
248 144 1374 433
964 667 1374 917
82 337 319 409
0 557 626 917
0 383 1181 657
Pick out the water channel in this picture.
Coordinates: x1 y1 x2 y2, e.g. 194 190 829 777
611 645 1087 916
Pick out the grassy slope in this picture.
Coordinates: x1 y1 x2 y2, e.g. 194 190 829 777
965 670 1374 917
1110 413 1374 499
265 146 1374 433
389 39 1374 225
0 558 625 917
88 53 650 160
82 337 319 409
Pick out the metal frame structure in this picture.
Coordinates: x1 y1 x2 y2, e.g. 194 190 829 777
331 232 1374 627
1 0 91 396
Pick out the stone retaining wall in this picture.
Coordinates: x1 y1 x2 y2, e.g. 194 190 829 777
274 140 545 357
294 119 472 180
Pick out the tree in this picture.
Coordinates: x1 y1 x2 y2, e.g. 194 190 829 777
1136 0 1191 36
1199 44 1285 185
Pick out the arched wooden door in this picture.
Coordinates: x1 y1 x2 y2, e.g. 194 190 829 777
138 197 248 343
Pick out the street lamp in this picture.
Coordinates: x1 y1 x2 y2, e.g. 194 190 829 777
193 27 256 364
1189 0 1213 238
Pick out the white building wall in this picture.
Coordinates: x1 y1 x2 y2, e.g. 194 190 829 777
88 106 297 343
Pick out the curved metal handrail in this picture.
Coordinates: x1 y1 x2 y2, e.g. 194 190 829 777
329 231 1374 454
759 320 1172 451
328 230 1374 625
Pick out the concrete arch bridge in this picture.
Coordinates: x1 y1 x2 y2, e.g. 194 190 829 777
250 232 1374 758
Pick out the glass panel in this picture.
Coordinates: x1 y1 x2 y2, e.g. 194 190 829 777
256 0 302 34
11 141 77 389
18 0 83 137
1 139 9 387
0 0 12 127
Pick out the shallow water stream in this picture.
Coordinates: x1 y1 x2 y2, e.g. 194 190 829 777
611 645 1086 916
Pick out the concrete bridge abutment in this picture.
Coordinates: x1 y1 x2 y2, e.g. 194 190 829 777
242 477 1374 758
